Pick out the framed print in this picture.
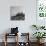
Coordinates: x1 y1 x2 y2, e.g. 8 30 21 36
10 6 25 21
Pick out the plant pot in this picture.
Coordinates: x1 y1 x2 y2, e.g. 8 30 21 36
37 39 45 44
40 38 45 43
37 39 40 43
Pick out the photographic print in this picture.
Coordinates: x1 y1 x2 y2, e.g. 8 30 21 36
10 6 25 20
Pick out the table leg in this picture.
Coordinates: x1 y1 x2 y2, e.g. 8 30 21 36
4 34 7 46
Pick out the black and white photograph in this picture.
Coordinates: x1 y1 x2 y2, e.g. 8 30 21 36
10 6 25 20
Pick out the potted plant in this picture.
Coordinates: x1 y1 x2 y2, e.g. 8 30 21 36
40 26 45 29
33 32 46 43
32 25 39 30
32 24 45 30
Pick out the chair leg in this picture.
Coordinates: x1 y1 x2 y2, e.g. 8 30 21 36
4 41 7 46
16 33 18 46
4 33 7 46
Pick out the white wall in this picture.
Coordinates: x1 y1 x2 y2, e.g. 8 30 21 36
9 0 36 33
0 0 37 42
0 0 10 34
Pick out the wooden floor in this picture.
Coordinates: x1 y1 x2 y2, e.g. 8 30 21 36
0 42 46 46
